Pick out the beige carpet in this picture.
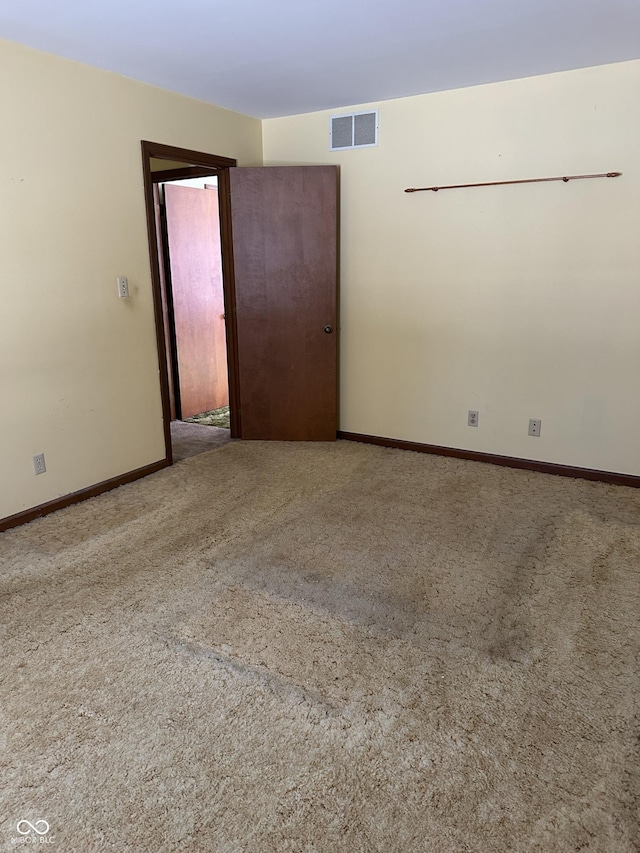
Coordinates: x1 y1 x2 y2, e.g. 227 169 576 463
170 420 231 462
1 441 638 851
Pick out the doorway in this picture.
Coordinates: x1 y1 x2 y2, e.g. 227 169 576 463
142 141 339 464
141 142 242 464
155 175 231 460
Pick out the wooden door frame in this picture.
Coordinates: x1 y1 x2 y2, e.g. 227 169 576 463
141 141 242 463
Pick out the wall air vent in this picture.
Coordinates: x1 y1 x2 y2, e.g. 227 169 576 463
330 110 378 151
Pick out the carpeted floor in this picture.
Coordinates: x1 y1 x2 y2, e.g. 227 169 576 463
170 420 231 462
184 406 231 430
1 440 639 851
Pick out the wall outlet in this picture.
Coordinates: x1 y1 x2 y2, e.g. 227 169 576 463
528 418 542 437
468 410 479 427
117 276 129 298
33 453 46 475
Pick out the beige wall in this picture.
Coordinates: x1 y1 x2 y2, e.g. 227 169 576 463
264 60 640 475
0 39 262 520
3 44 638 525
149 158 195 171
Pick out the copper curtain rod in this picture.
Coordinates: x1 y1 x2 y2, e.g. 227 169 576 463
404 171 621 193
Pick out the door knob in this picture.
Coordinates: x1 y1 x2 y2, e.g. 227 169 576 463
324 325 333 334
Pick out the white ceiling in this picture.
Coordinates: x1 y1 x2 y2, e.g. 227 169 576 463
1 0 639 118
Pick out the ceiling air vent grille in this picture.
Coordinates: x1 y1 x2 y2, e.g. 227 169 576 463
330 110 378 151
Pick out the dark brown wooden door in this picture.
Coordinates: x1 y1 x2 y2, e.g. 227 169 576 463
164 183 229 419
229 166 338 441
